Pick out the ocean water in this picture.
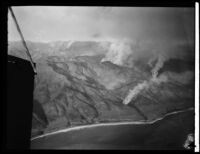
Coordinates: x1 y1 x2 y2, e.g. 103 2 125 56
31 110 194 150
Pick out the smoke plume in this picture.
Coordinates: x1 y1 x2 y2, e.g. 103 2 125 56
123 80 149 105
101 39 133 66
123 54 168 105
151 54 166 79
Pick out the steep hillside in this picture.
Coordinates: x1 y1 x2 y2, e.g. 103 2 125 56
7 41 194 137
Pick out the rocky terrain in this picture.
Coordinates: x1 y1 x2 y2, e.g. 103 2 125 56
8 41 195 137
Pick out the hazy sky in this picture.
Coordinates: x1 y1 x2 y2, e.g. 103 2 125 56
8 6 194 43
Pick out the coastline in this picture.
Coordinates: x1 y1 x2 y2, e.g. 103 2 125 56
31 107 194 141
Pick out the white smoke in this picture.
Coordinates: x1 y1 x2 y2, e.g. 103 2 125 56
151 54 166 79
123 80 149 105
123 59 194 105
122 74 168 105
151 73 168 84
67 40 74 48
101 39 133 66
123 54 168 105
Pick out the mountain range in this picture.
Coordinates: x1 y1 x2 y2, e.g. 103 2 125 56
8 40 194 137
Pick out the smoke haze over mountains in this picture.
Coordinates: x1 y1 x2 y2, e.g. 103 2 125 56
8 7 194 64
7 6 195 139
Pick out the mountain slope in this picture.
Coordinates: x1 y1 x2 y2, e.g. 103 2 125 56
7 41 194 137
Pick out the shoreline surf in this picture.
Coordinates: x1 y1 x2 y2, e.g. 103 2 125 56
31 107 194 141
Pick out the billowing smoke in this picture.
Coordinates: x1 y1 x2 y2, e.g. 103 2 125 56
122 74 168 105
123 54 168 105
122 49 194 105
151 54 166 79
123 80 149 105
101 39 133 66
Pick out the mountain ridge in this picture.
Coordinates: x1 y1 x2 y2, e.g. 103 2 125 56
7 40 194 137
